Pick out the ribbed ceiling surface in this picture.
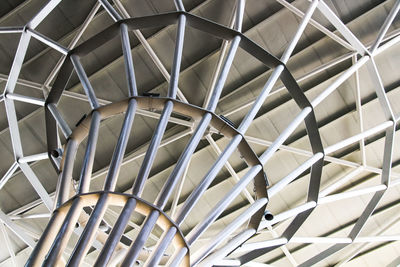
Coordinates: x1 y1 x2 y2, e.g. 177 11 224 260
0 0 400 266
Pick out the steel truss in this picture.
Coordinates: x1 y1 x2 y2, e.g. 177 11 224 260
0 0 399 266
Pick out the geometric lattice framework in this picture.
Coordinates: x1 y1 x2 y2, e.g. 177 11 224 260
0 0 399 266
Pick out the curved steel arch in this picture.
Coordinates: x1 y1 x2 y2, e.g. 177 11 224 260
34 7 323 267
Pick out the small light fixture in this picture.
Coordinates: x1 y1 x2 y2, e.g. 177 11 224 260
142 92 160 97
99 223 110 232
264 210 274 221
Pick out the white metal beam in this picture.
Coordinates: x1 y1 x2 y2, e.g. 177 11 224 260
317 0 369 55
0 210 36 248
0 223 16 266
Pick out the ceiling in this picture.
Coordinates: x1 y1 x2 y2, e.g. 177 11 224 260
0 0 400 266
